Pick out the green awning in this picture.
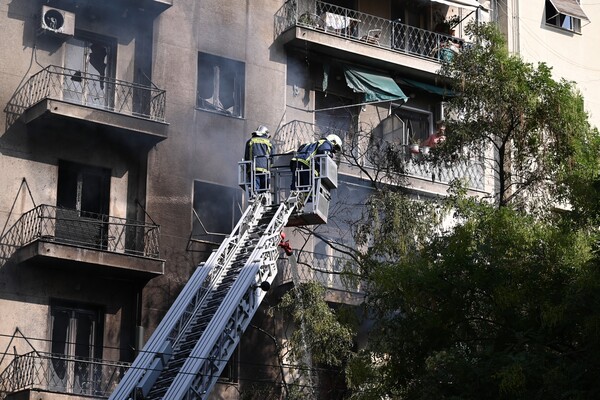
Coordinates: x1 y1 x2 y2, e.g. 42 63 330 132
397 77 455 97
343 66 408 103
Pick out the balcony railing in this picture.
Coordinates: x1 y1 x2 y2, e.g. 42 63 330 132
0 351 129 399
4 65 166 126
272 119 347 154
0 204 161 265
279 251 362 295
275 0 466 63
274 120 485 191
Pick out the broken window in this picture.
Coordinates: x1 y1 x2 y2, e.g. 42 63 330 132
197 53 245 117
64 34 116 108
191 181 242 246
50 300 104 395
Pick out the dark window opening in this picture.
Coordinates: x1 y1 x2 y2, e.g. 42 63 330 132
197 53 245 118
50 300 104 395
192 181 242 245
56 160 111 249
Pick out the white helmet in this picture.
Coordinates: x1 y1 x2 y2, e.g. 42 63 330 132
253 125 269 137
326 134 343 152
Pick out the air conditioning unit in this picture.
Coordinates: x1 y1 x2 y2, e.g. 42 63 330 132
40 5 75 37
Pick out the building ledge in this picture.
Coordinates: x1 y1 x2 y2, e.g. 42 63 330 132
22 98 168 148
278 26 441 78
13 239 164 281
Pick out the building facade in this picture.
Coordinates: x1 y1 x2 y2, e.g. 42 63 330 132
0 0 595 399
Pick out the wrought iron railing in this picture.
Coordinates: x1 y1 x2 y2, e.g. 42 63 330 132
4 65 166 126
278 251 362 295
0 204 161 265
274 120 485 190
272 120 347 154
275 0 467 63
0 351 130 399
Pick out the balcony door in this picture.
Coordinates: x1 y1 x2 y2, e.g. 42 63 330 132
63 35 116 110
50 301 103 395
56 161 111 249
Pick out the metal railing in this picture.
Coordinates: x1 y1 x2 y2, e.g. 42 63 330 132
4 65 166 126
275 0 467 63
0 351 130 399
274 120 485 190
279 251 362 295
273 120 347 154
0 204 161 265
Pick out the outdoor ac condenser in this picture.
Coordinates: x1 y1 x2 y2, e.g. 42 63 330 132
40 5 75 37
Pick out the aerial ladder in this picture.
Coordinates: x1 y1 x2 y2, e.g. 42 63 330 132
109 151 338 400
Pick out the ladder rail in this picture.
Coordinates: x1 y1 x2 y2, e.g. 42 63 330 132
163 197 297 399
109 193 269 400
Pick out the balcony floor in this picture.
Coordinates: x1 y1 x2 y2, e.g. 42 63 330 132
13 239 164 281
22 98 168 149
278 26 441 79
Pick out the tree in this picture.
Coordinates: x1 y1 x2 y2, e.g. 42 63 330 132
435 23 596 208
343 23 600 399
347 197 600 399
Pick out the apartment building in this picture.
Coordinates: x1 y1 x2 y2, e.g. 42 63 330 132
496 0 600 128
0 0 593 399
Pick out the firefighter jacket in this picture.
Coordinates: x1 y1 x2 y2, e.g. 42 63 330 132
244 135 273 172
291 139 335 168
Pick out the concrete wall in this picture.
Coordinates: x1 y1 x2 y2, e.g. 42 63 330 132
504 0 600 128
0 0 156 376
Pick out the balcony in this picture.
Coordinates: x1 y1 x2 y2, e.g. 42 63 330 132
273 120 485 191
0 205 164 280
275 0 470 75
276 251 364 305
0 351 129 400
4 66 168 148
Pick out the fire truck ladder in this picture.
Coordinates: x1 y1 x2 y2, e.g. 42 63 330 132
109 192 299 400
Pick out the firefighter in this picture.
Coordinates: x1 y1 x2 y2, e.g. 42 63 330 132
244 125 273 193
290 134 342 190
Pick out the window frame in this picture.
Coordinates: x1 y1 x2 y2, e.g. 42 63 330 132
544 0 583 34
196 52 245 118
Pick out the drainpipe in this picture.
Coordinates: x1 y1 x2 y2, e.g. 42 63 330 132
135 284 145 356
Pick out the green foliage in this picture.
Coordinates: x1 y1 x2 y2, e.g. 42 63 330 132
349 196 600 399
436 22 597 208
279 281 354 367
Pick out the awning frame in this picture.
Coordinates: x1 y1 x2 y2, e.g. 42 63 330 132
547 0 590 23
430 0 483 11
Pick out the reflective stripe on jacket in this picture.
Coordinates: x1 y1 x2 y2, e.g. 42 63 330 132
245 136 273 172
291 139 328 168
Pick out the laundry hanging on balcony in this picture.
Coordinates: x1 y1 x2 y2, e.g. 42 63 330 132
342 65 408 104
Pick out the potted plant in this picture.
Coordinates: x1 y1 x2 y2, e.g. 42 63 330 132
409 139 420 154
436 15 461 36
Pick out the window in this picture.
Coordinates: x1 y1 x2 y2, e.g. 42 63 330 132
197 53 245 117
50 300 104 395
192 181 242 244
56 160 111 249
545 0 589 33
392 106 432 144
64 34 116 108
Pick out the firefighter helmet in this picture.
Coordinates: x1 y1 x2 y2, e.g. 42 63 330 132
326 134 343 152
253 125 269 137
